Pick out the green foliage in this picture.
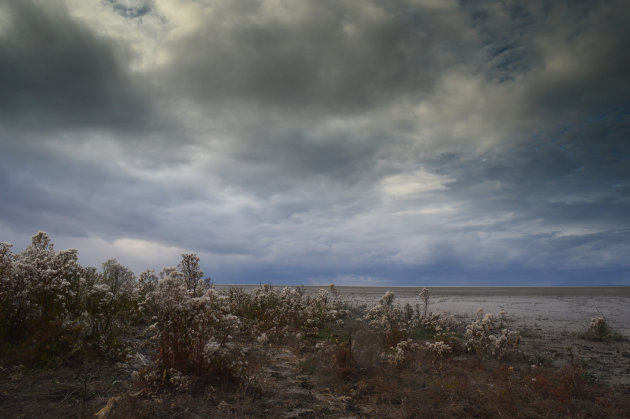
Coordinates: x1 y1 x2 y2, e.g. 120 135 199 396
407 327 436 341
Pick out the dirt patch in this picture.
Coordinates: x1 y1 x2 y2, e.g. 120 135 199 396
0 358 134 418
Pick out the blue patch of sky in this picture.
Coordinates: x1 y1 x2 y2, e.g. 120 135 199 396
106 0 150 19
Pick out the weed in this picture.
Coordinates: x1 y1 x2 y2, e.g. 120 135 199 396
465 309 521 359
577 316 625 342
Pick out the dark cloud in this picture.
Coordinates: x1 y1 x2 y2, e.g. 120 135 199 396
0 0 628 284
0 0 150 131
158 0 475 114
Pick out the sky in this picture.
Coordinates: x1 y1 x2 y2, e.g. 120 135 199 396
1 0 629 286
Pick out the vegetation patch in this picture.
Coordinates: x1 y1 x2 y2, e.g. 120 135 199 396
577 316 625 342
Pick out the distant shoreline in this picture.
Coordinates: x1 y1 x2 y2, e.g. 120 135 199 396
214 285 630 296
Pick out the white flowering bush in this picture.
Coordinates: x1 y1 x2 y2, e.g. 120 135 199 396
424 341 452 361
150 273 244 381
413 312 457 340
226 284 346 340
363 289 455 348
137 269 158 318
465 309 521 359
589 316 607 337
363 291 410 350
178 253 209 296
0 233 90 360
0 233 143 363
578 316 624 342
304 286 346 328
381 339 422 367
83 259 139 347
364 291 405 332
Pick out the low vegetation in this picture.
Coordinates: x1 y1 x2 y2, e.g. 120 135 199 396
577 316 625 342
1 232 629 417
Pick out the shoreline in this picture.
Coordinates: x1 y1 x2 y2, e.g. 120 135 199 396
214 284 630 297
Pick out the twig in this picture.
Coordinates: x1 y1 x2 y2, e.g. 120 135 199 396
55 388 78 405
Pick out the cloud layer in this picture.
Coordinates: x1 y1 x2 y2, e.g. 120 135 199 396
1 0 629 285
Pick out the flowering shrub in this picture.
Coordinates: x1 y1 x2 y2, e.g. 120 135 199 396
304 286 346 328
465 309 521 359
410 311 456 337
0 233 142 362
137 269 158 319
424 340 452 361
364 291 405 332
578 316 624 342
83 259 139 348
364 291 414 351
381 339 421 367
588 316 607 337
149 273 244 381
178 253 207 296
0 233 89 360
226 284 345 340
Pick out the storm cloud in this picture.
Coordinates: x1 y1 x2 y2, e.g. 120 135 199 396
1 0 629 285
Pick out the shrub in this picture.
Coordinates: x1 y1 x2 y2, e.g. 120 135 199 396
178 253 206 296
382 339 422 368
226 284 345 340
0 233 88 361
149 273 244 382
364 291 409 349
83 259 139 348
137 269 158 319
578 316 624 342
465 309 521 359
0 233 142 362
364 291 405 332
425 340 452 361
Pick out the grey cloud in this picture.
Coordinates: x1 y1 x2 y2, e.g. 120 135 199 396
1 0 628 284
0 0 151 131
468 0 630 119
158 0 476 114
